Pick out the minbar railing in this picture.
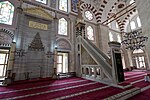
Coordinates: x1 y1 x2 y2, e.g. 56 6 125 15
78 36 113 80
81 65 104 79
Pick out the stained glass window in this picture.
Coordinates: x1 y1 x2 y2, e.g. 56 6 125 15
130 21 136 30
50 0 56 8
117 34 121 43
116 22 119 29
59 0 68 12
58 18 68 35
137 16 141 27
109 32 113 41
35 0 47 4
87 26 94 40
133 49 144 54
130 0 134 4
71 0 78 13
0 1 14 25
85 11 93 21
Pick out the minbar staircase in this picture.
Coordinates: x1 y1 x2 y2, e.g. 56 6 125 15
78 36 141 99
78 36 113 82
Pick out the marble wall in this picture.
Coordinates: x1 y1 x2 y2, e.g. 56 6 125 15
135 0 150 69
0 0 116 81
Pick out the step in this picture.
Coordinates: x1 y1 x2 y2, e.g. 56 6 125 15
117 82 132 89
104 87 141 100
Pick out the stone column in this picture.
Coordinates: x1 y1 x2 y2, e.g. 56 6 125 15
122 47 130 68
94 67 97 78
89 67 92 77
127 50 133 66
84 67 87 76
7 42 16 71
100 68 104 79
14 7 24 49
52 48 57 79
5 42 16 82
135 0 150 68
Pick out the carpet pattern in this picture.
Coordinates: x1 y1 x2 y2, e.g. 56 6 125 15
0 77 130 100
124 70 150 99
0 70 150 100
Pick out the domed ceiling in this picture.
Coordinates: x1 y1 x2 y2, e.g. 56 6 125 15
80 0 137 32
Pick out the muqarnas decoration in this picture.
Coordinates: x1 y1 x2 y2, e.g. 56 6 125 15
28 32 44 51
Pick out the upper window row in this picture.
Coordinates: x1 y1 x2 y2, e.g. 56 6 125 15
35 0 47 4
130 16 141 30
35 0 68 12
0 1 14 25
0 0 68 26
58 17 95 41
129 0 135 4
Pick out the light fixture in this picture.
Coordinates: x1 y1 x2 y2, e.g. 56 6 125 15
121 1 148 51
46 45 58 58
121 29 148 50
15 49 26 57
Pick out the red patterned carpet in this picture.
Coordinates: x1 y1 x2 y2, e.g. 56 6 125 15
0 70 149 100
124 70 150 100
0 77 131 100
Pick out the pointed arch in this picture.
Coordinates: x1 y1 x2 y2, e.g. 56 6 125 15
0 28 14 45
56 38 72 51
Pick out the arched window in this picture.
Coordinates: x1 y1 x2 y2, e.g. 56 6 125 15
35 0 47 4
130 0 134 4
59 0 68 12
130 21 136 30
137 16 141 27
85 11 93 21
108 20 111 28
108 23 111 28
109 32 113 41
0 1 14 25
133 49 144 54
116 22 119 29
58 18 68 35
117 34 121 43
87 26 94 40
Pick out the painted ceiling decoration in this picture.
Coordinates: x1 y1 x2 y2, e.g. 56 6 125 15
80 0 137 32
